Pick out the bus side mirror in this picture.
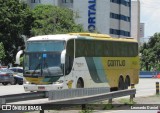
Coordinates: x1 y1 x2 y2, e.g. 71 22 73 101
15 50 23 65
61 50 66 64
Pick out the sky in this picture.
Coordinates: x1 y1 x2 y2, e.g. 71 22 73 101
139 0 160 37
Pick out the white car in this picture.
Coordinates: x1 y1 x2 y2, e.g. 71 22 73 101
0 68 14 85
9 67 24 85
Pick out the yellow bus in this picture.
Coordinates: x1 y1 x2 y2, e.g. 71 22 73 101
23 33 139 91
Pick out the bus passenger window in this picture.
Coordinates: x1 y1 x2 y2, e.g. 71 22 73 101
65 55 74 75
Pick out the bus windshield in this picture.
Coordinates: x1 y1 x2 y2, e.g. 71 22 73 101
27 41 65 52
24 41 65 76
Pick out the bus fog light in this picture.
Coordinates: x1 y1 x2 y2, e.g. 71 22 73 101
55 82 60 84
25 81 30 84
59 80 63 83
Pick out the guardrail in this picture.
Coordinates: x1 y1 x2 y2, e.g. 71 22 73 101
0 92 48 105
0 88 136 113
47 88 136 105
48 87 110 100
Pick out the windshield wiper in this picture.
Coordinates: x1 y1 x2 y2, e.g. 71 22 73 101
43 62 51 76
31 63 41 76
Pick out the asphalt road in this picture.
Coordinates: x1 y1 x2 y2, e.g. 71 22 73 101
0 78 160 109
135 78 160 97
100 78 160 98
0 84 25 96
0 78 160 97
0 78 160 113
99 78 160 113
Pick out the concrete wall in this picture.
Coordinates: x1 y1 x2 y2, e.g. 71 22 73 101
131 0 140 43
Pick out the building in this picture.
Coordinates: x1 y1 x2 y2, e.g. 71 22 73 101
139 23 145 46
131 0 140 43
139 23 144 38
26 0 73 9
26 0 131 38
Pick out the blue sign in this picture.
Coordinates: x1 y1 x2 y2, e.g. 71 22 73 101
88 0 96 32
42 54 47 58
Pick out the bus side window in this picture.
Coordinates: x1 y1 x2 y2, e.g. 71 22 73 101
65 55 74 75
106 41 113 57
75 39 85 57
66 39 74 57
122 42 128 57
132 43 138 57
95 40 104 57
113 42 119 57
85 40 94 57
65 39 74 75
118 42 123 57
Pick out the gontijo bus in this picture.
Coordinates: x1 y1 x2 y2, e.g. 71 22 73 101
23 33 139 91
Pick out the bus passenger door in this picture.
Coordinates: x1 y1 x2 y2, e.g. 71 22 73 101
65 55 74 88
65 55 74 75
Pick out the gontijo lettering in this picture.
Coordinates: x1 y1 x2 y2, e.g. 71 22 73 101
108 60 125 67
88 0 96 32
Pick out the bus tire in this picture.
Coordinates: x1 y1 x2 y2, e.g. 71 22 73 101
118 76 125 90
76 78 84 88
124 76 130 89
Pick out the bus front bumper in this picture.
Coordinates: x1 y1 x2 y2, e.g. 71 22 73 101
23 83 63 91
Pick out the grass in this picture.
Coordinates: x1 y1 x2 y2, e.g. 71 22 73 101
79 108 93 113
103 104 114 110
119 98 136 105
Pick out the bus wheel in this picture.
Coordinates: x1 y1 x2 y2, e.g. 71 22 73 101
118 77 124 90
124 76 130 89
76 78 84 88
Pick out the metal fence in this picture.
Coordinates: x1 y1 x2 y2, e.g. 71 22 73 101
49 87 110 100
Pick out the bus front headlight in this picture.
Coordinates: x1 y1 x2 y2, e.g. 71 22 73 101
54 80 63 84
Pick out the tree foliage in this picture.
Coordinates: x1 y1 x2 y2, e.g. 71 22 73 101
0 3 84 65
0 0 33 65
140 33 160 71
0 42 6 62
31 5 84 36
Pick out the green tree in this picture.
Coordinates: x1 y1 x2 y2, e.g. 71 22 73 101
0 42 6 62
0 0 33 65
31 5 84 36
140 33 160 71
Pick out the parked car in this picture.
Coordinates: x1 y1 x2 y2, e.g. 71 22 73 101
9 67 24 85
13 74 23 85
9 67 23 75
0 68 14 85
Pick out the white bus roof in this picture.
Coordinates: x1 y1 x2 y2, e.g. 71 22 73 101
27 33 137 43
27 34 77 41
